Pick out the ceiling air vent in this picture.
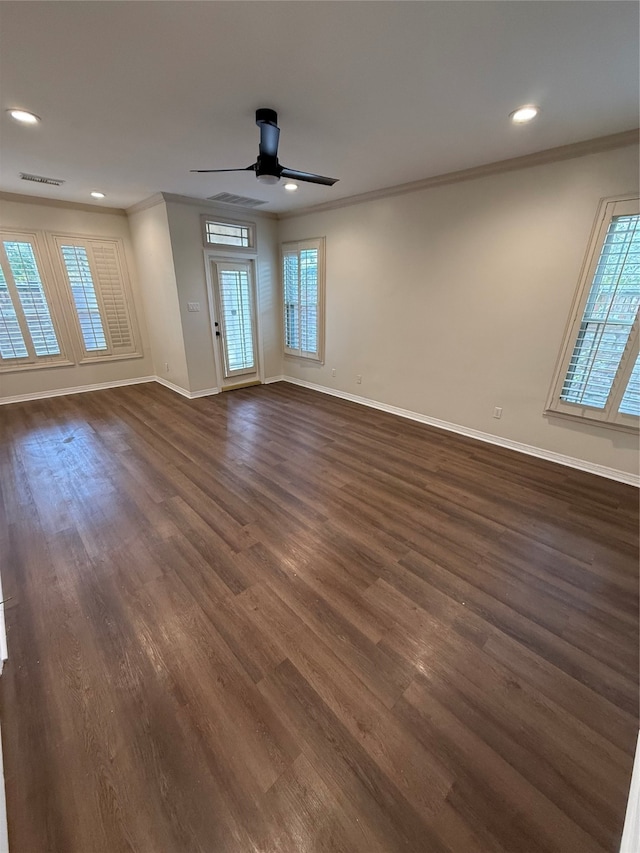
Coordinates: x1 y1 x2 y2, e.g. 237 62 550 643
207 192 266 208
20 172 66 187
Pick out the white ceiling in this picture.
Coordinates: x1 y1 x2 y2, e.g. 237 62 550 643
0 1 638 214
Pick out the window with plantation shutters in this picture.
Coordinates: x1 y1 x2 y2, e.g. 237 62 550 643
282 237 325 362
0 229 142 372
0 232 70 369
53 235 140 361
547 196 639 429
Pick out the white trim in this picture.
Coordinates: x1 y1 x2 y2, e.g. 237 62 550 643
154 376 219 399
0 189 126 216
277 376 640 487
0 375 221 405
0 375 156 405
125 193 166 216
188 386 220 399
264 375 285 384
621 732 640 853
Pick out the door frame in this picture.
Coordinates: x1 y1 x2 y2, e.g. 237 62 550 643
203 249 264 390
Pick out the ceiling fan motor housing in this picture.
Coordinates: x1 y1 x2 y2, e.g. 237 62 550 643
256 155 280 179
256 108 278 126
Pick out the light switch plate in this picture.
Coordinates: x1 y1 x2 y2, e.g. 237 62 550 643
187 302 200 312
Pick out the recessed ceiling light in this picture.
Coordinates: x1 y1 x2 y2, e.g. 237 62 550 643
90 191 106 199
7 109 41 125
284 182 298 192
509 105 540 124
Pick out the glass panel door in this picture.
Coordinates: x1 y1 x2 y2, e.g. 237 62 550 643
211 260 259 386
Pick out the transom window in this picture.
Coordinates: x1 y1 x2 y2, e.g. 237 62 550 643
547 196 639 429
201 216 255 250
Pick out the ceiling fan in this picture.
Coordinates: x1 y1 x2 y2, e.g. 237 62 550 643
191 108 338 187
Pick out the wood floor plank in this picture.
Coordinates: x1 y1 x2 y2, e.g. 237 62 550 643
0 382 636 852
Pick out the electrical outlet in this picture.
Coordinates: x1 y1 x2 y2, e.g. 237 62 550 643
187 302 200 312
493 406 502 419
356 375 362 384
165 362 170 373
331 368 336 377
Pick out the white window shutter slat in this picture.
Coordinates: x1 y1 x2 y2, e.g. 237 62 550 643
3 240 61 357
0 264 28 359
89 242 133 350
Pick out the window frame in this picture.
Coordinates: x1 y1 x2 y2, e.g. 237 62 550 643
546 194 640 431
281 236 325 364
49 233 143 364
0 230 74 372
200 215 256 252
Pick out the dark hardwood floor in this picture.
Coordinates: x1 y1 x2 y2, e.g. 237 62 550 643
0 381 637 853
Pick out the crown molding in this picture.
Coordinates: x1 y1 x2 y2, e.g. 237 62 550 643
0 190 126 216
126 193 166 216
279 128 640 220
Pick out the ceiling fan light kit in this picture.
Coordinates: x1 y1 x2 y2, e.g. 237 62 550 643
192 108 338 188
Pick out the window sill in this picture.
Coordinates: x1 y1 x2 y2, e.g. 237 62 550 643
284 352 324 365
77 351 144 365
0 358 75 374
544 408 639 434
1 351 144 373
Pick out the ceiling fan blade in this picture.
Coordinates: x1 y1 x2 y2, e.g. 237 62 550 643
256 109 280 158
280 167 338 186
259 122 280 159
190 165 256 173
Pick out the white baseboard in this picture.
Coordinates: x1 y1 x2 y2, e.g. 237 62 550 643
263 375 285 384
154 377 219 399
189 386 220 399
0 375 220 406
0 375 156 405
621 732 640 853
278 376 640 487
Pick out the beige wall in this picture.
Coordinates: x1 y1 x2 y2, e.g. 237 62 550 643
0 196 154 400
164 199 281 393
278 145 640 477
128 200 190 390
